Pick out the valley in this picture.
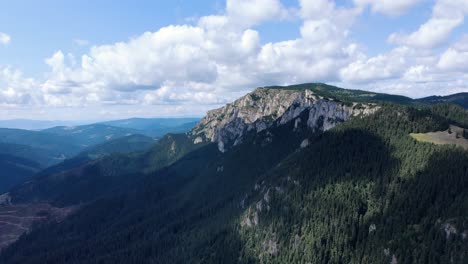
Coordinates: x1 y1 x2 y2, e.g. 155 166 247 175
0 83 467 263
3 1 468 262
0 118 199 195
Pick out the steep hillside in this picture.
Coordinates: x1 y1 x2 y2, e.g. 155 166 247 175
34 134 156 180
235 105 467 264
0 128 149 193
0 154 41 193
0 134 188 250
0 142 58 168
0 85 376 251
0 130 84 192
1 84 468 263
8 133 200 207
0 120 194 210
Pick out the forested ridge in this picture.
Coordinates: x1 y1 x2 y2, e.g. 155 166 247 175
238 104 468 264
1 95 468 263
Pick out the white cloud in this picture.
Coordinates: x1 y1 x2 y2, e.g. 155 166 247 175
1 0 468 119
0 66 40 106
30 0 362 109
45 50 66 72
340 47 410 83
438 35 468 71
340 0 468 98
0 33 10 45
388 0 468 49
251 0 362 84
226 0 290 27
354 0 422 16
388 17 463 49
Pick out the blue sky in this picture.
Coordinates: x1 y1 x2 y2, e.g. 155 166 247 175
0 0 467 120
0 0 428 74
0 0 222 76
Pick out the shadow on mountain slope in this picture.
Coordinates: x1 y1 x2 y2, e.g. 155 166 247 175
371 148 468 264
3 126 396 263
2 104 467 264
235 130 468 263
235 128 399 263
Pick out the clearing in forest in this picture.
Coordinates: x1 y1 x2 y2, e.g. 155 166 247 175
410 125 468 150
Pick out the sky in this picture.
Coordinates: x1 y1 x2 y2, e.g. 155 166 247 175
0 0 467 120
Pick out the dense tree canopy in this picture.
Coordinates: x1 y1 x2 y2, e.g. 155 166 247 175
1 103 468 264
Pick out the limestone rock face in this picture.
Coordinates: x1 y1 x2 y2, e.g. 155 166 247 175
190 87 379 151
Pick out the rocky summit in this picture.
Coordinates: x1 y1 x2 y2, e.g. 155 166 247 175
191 87 379 152
1 84 468 264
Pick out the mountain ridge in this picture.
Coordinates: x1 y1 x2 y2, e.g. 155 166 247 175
0 83 467 263
191 86 379 152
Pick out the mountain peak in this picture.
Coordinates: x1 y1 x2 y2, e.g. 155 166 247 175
191 86 379 152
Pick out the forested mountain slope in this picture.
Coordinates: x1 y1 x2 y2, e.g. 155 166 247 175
418 92 468 109
0 128 82 163
100 118 199 138
0 129 83 192
0 153 41 193
31 134 156 185
0 119 198 196
41 124 141 147
0 126 142 194
1 84 467 263
0 133 198 250
42 118 200 144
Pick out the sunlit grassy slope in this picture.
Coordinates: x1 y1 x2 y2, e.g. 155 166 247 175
410 125 468 150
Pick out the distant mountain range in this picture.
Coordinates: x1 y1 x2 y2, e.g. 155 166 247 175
0 118 199 193
41 124 141 147
100 117 200 132
0 117 200 131
0 84 467 263
0 119 90 130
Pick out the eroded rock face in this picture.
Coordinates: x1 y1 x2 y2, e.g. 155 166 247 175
191 88 379 151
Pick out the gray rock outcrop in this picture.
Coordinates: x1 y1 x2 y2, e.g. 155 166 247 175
191 87 379 152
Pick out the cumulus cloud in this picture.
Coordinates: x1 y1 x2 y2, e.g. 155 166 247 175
339 0 468 98
30 0 362 109
388 17 463 49
1 0 468 119
340 48 407 83
0 33 10 45
438 35 468 71
226 0 290 27
0 67 39 106
388 0 468 49
249 0 361 84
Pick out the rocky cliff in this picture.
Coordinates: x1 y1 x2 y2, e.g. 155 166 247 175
190 87 379 152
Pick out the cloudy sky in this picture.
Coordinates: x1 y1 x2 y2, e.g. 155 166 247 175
0 0 467 120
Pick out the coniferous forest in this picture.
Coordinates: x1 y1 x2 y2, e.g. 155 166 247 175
1 94 468 263
2 1 468 262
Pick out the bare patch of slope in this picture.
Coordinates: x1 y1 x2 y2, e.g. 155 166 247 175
410 125 468 150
